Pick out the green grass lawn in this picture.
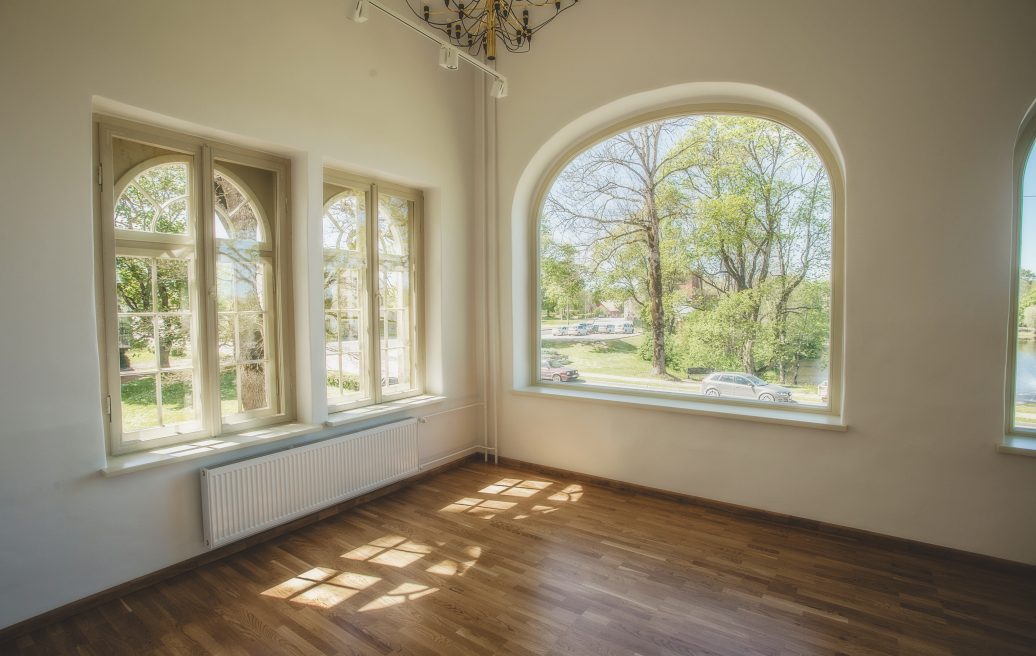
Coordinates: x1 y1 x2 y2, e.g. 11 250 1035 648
121 368 260 431
543 334 653 378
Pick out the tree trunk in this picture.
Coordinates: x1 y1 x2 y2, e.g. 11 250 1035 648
646 224 666 376
741 340 755 375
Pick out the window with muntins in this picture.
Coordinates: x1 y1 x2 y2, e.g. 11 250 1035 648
537 112 839 412
323 170 422 414
97 117 292 454
1011 119 1036 434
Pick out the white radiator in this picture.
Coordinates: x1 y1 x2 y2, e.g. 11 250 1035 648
200 418 419 548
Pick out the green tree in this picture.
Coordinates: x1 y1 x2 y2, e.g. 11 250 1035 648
545 119 700 376
540 229 586 320
666 116 831 379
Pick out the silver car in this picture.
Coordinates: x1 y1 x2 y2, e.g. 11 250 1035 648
701 372 794 403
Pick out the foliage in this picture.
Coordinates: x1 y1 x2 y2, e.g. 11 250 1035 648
540 113 833 383
540 228 587 319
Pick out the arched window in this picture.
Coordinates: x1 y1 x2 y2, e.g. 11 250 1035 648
113 158 199 438
537 111 839 411
322 171 422 417
1009 113 1036 436
213 169 276 421
98 117 291 455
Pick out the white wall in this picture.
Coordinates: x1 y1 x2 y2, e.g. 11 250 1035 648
493 0 1036 565
0 0 484 629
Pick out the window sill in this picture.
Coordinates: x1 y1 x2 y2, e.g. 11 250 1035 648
998 436 1036 458
512 384 847 432
102 422 322 477
325 394 446 427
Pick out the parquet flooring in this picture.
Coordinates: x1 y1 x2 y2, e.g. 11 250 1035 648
6 461 1036 655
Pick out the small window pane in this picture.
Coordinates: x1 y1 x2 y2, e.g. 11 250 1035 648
116 256 153 313
156 258 190 312
121 374 159 432
160 370 196 425
158 316 192 369
220 366 239 417
214 171 263 241
218 313 236 364
241 362 269 412
119 316 156 372
115 162 190 235
324 190 364 250
238 313 265 363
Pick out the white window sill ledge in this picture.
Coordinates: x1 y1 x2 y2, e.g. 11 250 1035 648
325 395 446 427
998 436 1036 458
512 385 847 432
102 422 322 477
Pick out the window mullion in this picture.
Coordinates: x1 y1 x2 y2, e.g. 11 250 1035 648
368 183 382 405
198 144 222 436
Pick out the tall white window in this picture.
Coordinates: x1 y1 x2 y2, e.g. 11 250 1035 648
323 170 422 414
537 112 840 412
97 117 292 454
1010 118 1036 434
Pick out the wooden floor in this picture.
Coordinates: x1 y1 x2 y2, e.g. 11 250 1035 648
6 461 1036 655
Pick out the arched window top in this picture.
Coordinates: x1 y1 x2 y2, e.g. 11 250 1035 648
214 169 269 244
323 190 365 251
378 194 409 258
114 157 191 235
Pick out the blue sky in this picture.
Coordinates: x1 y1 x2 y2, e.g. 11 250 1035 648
1019 145 1036 272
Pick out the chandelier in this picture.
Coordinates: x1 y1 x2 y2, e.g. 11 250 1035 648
405 0 580 60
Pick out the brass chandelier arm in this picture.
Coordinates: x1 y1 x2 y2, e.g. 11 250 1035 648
405 0 579 59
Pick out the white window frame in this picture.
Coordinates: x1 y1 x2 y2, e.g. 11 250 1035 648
1006 110 1036 438
323 168 424 416
529 104 845 420
95 116 294 456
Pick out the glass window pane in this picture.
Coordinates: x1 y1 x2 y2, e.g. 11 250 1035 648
324 190 364 250
116 256 153 313
324 187 369 407
121 374 159 432
156 258 190 312
220 366 239 417
1015 142 1036 430
214 171 263 242
378 195 412 395
119 316 156 372
160 370 196 425
214 165 276 424
238 313 265 363
218 313 236 364
241 362 268 412
538 115 832 407
158 316 192 369
115 162 190 235
218 246 266 312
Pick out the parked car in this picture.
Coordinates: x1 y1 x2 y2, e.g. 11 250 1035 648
818 380 829 403
541 358 579 382
571 323 590 336
551 325 569 336
700 372 794 403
